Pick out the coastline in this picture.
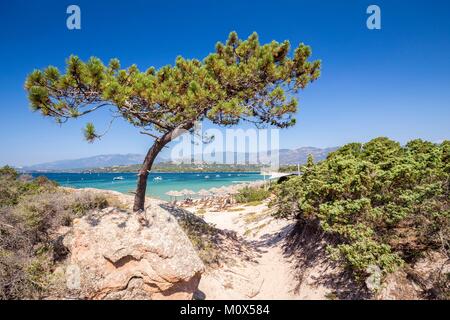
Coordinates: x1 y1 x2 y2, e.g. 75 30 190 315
62 178 268 199
26 170 263 174
31 171 267 201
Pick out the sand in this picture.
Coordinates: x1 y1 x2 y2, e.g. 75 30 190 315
185 201 330 300
70 187 332 299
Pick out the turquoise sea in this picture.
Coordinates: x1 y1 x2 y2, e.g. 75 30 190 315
31 172 263 200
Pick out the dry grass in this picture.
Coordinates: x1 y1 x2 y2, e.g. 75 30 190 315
0 171 115 300
195 208 206 216
244 221 271 237
243 211 267 224
244 201 263 207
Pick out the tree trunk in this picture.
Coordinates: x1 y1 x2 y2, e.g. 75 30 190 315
133 123 194 212
133 134 171 212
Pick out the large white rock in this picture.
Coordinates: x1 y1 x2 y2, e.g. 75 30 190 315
65 206 205 300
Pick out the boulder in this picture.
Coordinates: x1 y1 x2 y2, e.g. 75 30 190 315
377 251 449 300
64 205 205 300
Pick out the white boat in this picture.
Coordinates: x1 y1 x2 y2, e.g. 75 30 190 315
204 175 210 179
153 176 163 181
215 174 221 177
113 176 124 181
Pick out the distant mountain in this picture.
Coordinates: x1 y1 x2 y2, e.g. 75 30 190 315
23 154 148 171
22 147 337 171
175 147 338 166
278 147 338 165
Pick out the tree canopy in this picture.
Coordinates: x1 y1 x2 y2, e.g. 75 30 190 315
24 32 321 211
25 31 320 139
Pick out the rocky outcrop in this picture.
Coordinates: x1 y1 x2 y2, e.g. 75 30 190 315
377 252 449 300
64 205 205 300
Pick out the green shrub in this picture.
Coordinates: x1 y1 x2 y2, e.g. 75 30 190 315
0 173 60 208
0 166 18 180
235 186 270 203
0 168 112 299
69 193 108 216
272 138 450 281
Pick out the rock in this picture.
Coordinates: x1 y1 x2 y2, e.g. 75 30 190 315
376 270 421 300
365 265 382 292
376 252 449 300
65 206 205 300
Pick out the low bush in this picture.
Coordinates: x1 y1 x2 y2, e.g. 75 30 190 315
0 168 110 299
235 186 270 203
273 138 449 286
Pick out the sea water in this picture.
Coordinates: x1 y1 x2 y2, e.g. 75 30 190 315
31 172 263 200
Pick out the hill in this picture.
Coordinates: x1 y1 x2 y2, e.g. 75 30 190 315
21 154 159 171
21 147 337 172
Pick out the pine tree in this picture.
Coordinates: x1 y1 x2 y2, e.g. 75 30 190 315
24 32 321 211
306 154 315 169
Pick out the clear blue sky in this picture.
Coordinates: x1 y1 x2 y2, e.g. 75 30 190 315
0 0 449 166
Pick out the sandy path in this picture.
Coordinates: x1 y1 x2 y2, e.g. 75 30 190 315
193 202 309 300
71 188 330 299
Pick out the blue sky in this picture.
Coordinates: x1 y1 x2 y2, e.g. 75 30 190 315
0 0 449 166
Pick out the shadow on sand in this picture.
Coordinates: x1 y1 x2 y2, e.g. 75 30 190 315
159 203 256 266
282 220 371 300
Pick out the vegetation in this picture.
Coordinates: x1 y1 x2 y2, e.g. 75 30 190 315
235 186 270 204
278 164 300 173
273 138 449 288
0 167 110 299
25 31 320 211
244 200 264 207
227 207 245 212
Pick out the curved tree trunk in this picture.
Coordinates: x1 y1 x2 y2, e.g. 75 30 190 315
133 133 172 212
132 123 193 212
